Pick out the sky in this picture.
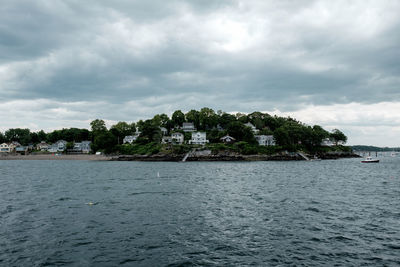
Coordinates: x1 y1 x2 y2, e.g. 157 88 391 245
1 0 400 146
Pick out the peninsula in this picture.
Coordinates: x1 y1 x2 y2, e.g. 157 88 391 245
0 108 357 161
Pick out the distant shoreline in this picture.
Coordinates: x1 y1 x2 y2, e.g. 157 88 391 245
0 151 360 161
0 154 111 161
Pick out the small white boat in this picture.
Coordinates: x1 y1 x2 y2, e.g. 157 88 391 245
361 156 379 163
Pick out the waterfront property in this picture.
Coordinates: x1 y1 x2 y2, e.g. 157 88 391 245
15 146 28 155
123 135 139 144
189 132 209 145
162 132 184 145
255 135 276 146
36 141 50 151
0 143 11 153
171 132 184 144
321 138 334 146
220 135 236 144
182 122 196 132
161 136 172 144
244 122 259 134
160 127 168 136
48 140 67 153
72 141 91 154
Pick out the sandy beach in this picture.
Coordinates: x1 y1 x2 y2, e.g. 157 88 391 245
0 154 111 161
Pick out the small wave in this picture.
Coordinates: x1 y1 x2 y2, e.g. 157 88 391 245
165 261 195 267
129 191 178 196
384 243 400 249
72 241 92 247
305 207 320 213
329 235 353 241
120 258 143 265
57 197 72 201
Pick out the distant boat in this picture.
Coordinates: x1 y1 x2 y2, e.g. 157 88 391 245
361 156 379 163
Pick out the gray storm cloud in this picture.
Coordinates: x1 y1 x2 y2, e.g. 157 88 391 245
1 0 400 145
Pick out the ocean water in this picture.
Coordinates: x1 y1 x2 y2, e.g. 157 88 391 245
1 158 399 266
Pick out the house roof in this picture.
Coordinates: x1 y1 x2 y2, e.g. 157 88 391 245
220 135 236 140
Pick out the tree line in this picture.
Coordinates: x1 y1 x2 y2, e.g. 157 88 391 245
0 107 348 153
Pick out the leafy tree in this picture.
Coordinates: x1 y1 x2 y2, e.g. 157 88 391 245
93 131 117 153
139 120 162 143
311 125 329 146
227 121 256 144
207 129 227 143
0 132 5 143
218 113 236 129
5 128 31 145
90 119 107 133
236 113 248 123
273 126 290 147
136 120 145 132
330 129 347 145
185 109 200 129
37 130 47 142
30 132 40 144
172 110 185 127
46 128 89 143
110 122 136 144
199 107 218 130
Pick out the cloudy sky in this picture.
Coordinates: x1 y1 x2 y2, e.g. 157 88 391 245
1 0 400 146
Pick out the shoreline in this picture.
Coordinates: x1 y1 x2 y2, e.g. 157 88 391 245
0 154 111 161
0 152 360 161
111 151 360 162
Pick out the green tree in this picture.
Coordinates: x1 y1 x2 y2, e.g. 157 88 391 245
199 107 218 130
37 130 47 142
227 121 256 144
5 128 31 145
110 122 136 144
311 125 329 146
93 131 117 153
172 110 185 127
139 120 162 143
218 113 236 129
330 129 347 145
0 132 5 143
185 109 200 129
30 132 40 144
90 119 107 133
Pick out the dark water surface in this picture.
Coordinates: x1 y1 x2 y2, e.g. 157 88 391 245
1 158 400 266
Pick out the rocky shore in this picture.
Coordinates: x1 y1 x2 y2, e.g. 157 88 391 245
0 151 360 161
111 151 361 162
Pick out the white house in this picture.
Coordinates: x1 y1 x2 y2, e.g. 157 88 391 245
161 136 172 144
189 132 209 145
36 141 49 151
73 141 91 153
182 122 196 132
48 140 67 152
171 132 184 144
321 138 334 146
0 143 10 153
159 127 168 136
244 122 258 133
123 135 138 144
220 135 236 143
255 135 276 146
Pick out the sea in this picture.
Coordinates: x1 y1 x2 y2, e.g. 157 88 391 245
1 157 399 266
